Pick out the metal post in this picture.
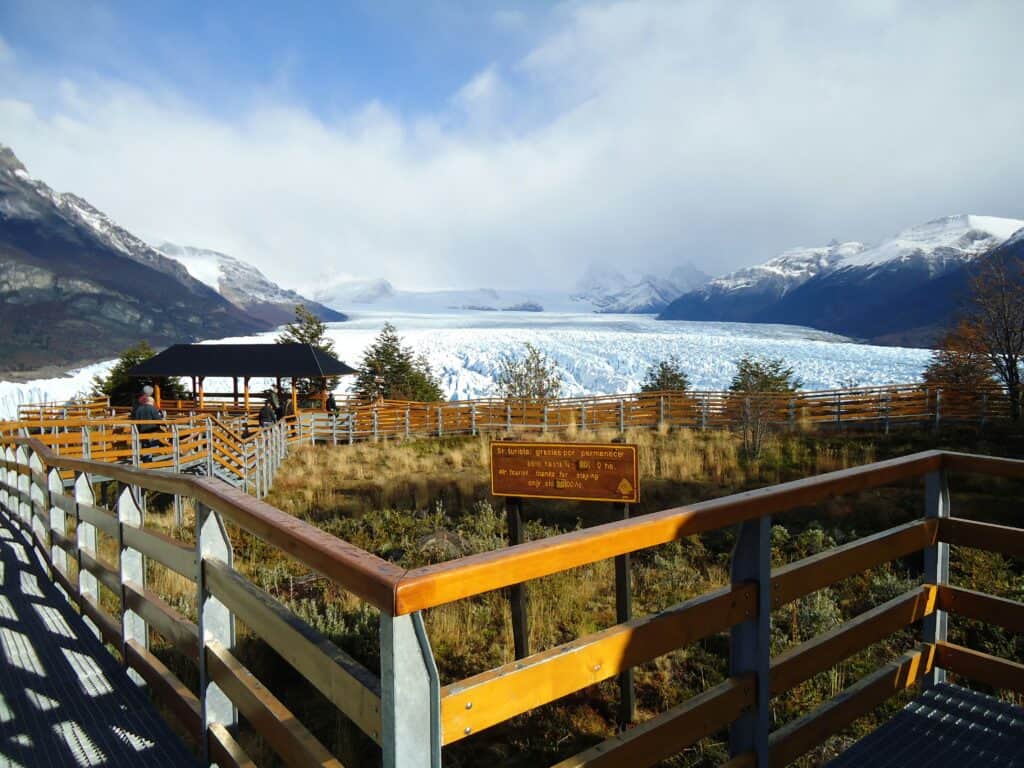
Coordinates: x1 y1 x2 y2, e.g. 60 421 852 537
471 404 477 436
373 410 380 442
543 405 548 433
118 486 147 684
934 390 942 431
728 516 770 764
659 395 665 428
581 404 587 430
349 412 356 445
75 472 101 640
332 414 338 446
614 503 634 727
618 399 625 434
701 395 708 431
506 403 512 432
131 424 141 467
205 418 214 477
507 498 529 659
196 503 237 762
380 612 441 768
437 406 443 437
406 408 411 439
923 470 950 687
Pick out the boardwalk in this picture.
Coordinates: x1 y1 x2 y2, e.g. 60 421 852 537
0 515 196 767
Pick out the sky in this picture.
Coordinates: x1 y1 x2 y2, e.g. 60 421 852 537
1 0 1022 294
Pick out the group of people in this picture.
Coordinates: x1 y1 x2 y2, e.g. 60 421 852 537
258 389 338 427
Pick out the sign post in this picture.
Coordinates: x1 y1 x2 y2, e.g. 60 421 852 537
490 440 640 714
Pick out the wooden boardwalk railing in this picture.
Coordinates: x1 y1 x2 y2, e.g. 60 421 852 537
1 436 1021 767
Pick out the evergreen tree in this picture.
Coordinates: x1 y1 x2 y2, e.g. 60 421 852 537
640 355 690 392
730 355 802 393
495 343 563 401
276 304 339 394
353 323 443 401
90 342 187 407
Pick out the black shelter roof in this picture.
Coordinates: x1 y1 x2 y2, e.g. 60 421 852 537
127 344 357 378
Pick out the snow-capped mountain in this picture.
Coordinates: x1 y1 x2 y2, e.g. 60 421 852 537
660 215 1024 344
0 144 264 374
156 243 346 326
573 262 710 313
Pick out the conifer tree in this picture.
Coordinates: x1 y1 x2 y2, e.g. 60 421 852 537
90 342 187 406
640 355 690 392
276 305 339 394
353 323 443 401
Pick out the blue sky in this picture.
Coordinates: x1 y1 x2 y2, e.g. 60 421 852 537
1 1 1022 294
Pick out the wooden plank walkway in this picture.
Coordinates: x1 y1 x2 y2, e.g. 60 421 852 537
0 515 197 767
826 682 1024 767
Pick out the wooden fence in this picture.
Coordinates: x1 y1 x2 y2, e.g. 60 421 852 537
1 438 1022 766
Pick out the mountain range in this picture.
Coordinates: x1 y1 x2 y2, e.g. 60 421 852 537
659 215 1024 345
0 145 341 376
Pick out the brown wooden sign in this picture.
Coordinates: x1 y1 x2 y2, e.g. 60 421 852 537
490 441 639 503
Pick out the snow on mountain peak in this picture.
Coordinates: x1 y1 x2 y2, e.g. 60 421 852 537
840 214 1024 269
710 241 867 293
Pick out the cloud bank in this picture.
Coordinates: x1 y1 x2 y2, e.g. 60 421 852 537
1 1 1022 294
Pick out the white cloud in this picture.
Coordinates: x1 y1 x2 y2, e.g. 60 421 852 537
0 1 1022 295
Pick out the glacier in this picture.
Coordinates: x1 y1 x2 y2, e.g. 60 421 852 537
0 312 934 419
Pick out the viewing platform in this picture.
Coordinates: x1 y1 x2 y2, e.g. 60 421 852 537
0 395 1022 766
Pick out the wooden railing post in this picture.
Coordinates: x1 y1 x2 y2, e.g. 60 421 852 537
380 611 441 768
614 501 635 727
46 467 68 579
118 485 147 684
543 405 548 433
701 395 708 431
75 471 101 640
728 516 770 765
405 408 412 438
29 450 50 565
923 470 950 687
196 503 237 762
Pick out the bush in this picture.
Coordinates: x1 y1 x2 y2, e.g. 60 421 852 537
730 355 802 459
495 342 563 401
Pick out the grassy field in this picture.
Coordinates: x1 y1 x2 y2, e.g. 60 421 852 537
129 423 1024 766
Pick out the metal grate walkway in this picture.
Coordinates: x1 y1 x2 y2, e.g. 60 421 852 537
826 681 1024 767
0 515 198 767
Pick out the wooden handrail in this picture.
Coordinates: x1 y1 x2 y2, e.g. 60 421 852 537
394 451 944 614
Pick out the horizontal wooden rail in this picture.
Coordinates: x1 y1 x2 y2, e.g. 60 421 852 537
772 521 936 608
770 585 936 696
123 580 199 662
205 639 343 768
125 638 202 741
768 644 936 768
205 558 383 743
937 585 1024 633
550 673 756 768
935 641 1024 695
209 722 257 768
938 517 1024 559
441 584 755 743
396 451 944 614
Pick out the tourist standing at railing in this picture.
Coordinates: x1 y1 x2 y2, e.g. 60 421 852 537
326 392 337 413
259 401 277 427
130 384 155 419
135 395 163 459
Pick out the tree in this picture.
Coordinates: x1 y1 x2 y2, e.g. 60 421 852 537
640 355 690 392
962 254 1024 419
922 321 996 389
277 304 338 394
729 355 802 459
353 323 443 402
495 343 563 401
90 342 187 407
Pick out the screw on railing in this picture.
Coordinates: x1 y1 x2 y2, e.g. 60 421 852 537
118 485 147 685
380 611 441 768
923 469 950 687
728 516 771 765
196 503 237 763
75 471 101 641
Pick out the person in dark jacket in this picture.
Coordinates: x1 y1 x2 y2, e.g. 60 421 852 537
259 401 277 427
134 395 163 459
326 392 337 413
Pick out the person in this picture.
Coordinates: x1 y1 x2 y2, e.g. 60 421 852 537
134 395 163 460
326 392 337 413
130 384 155 419
259 400 277 427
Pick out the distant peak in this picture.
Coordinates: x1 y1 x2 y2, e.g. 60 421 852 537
0 144 27 174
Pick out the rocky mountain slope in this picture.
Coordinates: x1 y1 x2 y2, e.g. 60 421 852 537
659 215 1024 344
0 145 267 374
156 243 346 326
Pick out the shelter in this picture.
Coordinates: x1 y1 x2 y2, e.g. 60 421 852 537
127 343 357 413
